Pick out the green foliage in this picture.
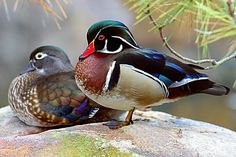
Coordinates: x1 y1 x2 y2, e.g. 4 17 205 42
125 0 236 57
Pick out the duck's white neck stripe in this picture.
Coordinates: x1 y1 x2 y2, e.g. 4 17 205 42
103 61 117 92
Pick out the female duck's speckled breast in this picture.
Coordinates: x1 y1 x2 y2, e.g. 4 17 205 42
8 72 42 126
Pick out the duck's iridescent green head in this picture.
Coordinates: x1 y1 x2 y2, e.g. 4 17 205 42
80 20 139 59
87 20 129 43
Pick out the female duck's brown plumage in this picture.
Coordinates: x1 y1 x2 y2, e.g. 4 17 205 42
9 46 123 127
75 20 229 129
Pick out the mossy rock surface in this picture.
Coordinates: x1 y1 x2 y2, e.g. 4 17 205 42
0 106 236 157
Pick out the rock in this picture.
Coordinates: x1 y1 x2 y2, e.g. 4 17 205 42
0 106 236 157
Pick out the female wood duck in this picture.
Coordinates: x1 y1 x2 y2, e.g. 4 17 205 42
75 20 230 129
8 46 123 127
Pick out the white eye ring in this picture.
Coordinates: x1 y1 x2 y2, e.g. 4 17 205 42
35 52 48 60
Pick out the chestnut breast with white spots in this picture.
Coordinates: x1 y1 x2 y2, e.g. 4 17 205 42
75 53 114 94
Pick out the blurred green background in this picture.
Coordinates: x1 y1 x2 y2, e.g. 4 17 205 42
0 1 235 131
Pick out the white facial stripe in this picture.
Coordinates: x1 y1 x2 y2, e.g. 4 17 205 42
100 39 123 54
123 29 138 46
122 64 169 97
111 36 139 49
92 25 138 48
93 25 122 42
103 61 117 92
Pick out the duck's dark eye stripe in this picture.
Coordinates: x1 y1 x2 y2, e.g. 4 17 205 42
107 38 121 51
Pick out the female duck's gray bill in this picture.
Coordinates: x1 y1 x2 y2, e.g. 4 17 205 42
20 62 36 75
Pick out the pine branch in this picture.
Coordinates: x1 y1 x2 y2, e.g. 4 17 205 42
146 7 236 70
127 0 236 57
226 0 236 21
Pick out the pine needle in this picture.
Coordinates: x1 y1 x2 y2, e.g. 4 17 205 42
3 0 10 21
1 0 69 21
0 0 70 28
125 0 236 57
13 0 19 12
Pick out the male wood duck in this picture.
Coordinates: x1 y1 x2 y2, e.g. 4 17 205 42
8 46 123 127
75 20 230 129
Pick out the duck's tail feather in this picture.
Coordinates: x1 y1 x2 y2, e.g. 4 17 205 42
201 83 230 96
168 80 230 99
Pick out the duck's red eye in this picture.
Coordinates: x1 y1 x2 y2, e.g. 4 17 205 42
98 35 105 41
